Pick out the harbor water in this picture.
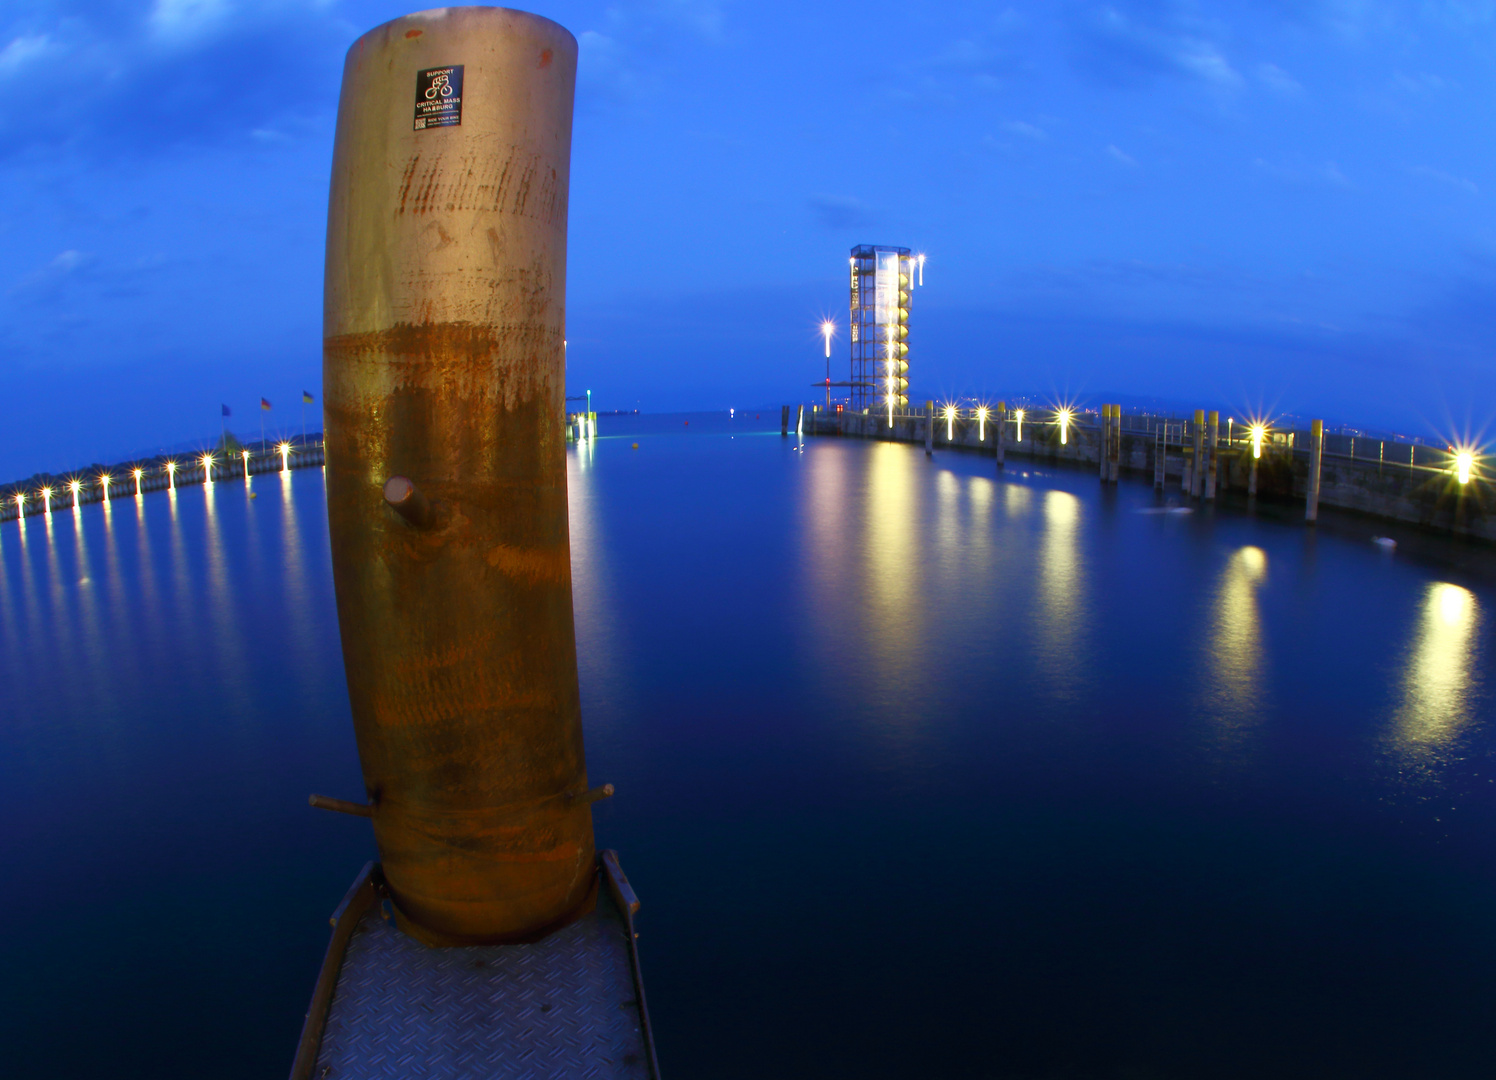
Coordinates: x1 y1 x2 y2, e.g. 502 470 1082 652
2 412 1493 1078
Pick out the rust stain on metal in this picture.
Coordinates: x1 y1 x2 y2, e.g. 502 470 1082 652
484 543 570 583
394 152 562 221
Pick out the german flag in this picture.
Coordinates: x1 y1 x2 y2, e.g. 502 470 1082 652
261 397 272 411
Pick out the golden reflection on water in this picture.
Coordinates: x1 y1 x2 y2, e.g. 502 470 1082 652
1035 489 1086 696
203 480 250 688
71 501 106 676
862 443 923 681
1204 546 1268 740
567 444 619 697
1394 582 1479 754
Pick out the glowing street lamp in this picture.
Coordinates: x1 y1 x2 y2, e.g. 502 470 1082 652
821 320 835 358
68 479 81 508
41 486 53 515
977 406 989 442
278 442 292 472
917 253 925 287
201 453 216 484
133 467 144 496
1056 407 1072 446
99 473 111 502
1015 408 1025 443
165 460 178 489
1250 424 1266 459
1455 450 1474 486
241 449 252 479
944 404 956 441
14 492 26 518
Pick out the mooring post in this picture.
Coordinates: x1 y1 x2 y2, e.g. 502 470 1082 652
1107 405 1121 482
1154 422 1165 490
925 400 934 457
781 405 789 436
1249 442 1259 496
1306 418 1324 523
996 400 1007 468
323 8 598 945
1099 406 1110 481
1205 410 1219 499
1191 409 1205 497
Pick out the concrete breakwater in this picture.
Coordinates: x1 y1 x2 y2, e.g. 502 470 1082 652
800 404 1493 543
0 437 325 523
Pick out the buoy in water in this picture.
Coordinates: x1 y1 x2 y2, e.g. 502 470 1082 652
1373 536 1397 550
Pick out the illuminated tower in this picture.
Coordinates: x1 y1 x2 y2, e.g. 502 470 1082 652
849 244 912 414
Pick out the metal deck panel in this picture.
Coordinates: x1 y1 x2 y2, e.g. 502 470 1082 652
313 892 652 1080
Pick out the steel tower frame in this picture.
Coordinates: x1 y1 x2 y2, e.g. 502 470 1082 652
849 244 912 413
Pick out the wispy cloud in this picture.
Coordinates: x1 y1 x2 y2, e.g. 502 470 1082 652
0 33 57 75
578 30 654 104
807 195 877 230
1107 144 1138 167
149 0 233 42
1393 69 1446 94
1069 6 1243 90
1252 158 1352 188
0 2 345 160
1256 62 1302 94
1003 120 1047 140
1408 165 1479 195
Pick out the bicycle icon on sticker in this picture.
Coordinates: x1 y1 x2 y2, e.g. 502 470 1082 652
414 65 464 130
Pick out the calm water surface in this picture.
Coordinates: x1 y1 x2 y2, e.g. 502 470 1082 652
2 413 1493 1078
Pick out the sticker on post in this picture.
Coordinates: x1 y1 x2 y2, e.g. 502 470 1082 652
414 66 463 130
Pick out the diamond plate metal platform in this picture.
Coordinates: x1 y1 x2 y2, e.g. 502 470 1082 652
291 853 659 1080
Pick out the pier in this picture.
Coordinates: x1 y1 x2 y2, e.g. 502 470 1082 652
801 406 1493 543
0 435 326 524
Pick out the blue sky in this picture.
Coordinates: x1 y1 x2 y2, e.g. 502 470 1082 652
3 1 1495 477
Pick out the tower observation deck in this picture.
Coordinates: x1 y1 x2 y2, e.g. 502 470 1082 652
849 244 914 414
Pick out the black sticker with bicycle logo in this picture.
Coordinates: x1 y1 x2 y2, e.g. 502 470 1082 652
414 66 463 130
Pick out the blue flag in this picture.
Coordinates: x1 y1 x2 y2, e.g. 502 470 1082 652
221 404 231 417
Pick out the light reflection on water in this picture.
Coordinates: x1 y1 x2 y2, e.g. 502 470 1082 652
861 442 924 695
1204 545 1269 750
1036 488 1087 699
1393 582 1480 766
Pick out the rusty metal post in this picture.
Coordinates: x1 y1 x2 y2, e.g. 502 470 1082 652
995 400 1006 469
1191 409 1205 498
1205 410 1219 499
1307 419 1324 523
323 7 596 946
1099 405 1109 481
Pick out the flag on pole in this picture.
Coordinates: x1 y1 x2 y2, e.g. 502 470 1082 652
221 404 231 417
302 391 314 404
261 397 272 410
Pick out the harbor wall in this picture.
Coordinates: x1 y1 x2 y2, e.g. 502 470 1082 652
812 408 1495 544
0 438 325 523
